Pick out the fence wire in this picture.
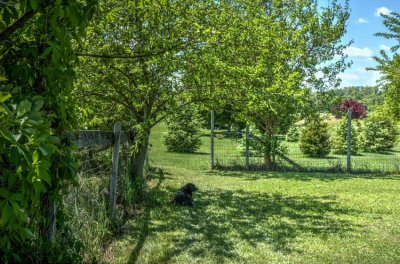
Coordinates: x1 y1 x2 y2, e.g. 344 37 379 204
213 130 400 173
63 141 131 261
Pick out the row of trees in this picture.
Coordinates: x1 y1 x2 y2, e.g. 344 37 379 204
299 113 398 157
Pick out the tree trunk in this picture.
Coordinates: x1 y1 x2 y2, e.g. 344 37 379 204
264 153 273 169
129 132 150 182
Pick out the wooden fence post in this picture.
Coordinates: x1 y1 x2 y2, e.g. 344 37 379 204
347 108 352 172
210 110 215 169
245 125 250 168
110 122 121 218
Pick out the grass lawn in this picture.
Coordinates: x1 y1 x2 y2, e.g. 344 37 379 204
102 123 400 263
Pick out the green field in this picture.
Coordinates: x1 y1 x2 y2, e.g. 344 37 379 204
101 123 400 263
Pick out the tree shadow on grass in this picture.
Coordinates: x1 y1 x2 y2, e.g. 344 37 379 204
127 173 358 263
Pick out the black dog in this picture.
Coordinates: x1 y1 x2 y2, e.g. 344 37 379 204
172 183 198 206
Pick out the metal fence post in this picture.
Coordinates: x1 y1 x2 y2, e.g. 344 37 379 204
245 125 250 168
347 108 352 172
210 110 215 169
110 122 121 218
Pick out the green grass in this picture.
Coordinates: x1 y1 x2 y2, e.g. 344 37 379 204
101 123 400 263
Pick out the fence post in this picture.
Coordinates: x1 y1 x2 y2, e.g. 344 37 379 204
347 108 352 172
210 110 215 169
245 125 250 168
110 122 121 219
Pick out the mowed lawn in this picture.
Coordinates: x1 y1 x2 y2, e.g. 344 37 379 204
102 123 400 264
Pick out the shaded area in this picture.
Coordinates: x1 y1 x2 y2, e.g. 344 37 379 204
207 170 400 182
127 171 357 263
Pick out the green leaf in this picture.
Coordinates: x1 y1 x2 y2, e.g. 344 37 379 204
0 188 10 199
17 100 32 117
10 201 20 216
32 150 40 164
1 203 11 226
19 227 34 240
29 0 39 11
38 166 51 185
32 100 44 111
10 193 23 202
0 128 15 143
0 92 11 103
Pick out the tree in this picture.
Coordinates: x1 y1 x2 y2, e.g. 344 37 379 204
74 0 216 181
299 117 331 158
286 126 300 142
332 99 367 119
331 117 361 154
220 0 350 168
164 107 202 153
0 0 95 259
372 12 400 121
362 112 398 153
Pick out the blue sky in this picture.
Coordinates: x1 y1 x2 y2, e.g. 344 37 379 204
337 0 400 87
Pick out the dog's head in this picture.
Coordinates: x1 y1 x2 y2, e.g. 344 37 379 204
181 183 198 193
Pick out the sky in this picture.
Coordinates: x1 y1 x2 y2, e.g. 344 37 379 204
337 0 400 87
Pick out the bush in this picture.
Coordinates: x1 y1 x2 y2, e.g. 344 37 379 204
362 114 398 152
286 126 300 142
164 108 202 153
331 117 361 154
299 117 331 157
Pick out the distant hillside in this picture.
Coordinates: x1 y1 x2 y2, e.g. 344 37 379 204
334 86 383 109
313 86 383 113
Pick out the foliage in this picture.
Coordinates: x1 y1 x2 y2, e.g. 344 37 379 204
332 99 367 119
0 0 95 258
207 0 350 167
299 117 331 157
372 12 400 121
74 0 213 181
286 126 300 142
332 86 383 110
164 107 202 153
362 113 398 153
331 117 361 155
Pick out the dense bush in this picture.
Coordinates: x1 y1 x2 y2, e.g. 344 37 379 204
331 117 361 154
299 117 331 157
362 114 398 152
286 126 300 142
164 108 202 153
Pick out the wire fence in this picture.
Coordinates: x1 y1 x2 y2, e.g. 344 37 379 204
62 128 133 261
212 130 400 173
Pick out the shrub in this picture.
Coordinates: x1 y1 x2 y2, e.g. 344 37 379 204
164 108 202 153
362 114 398 152
332 99 367 119
331 117 361 154
286 126 300 142
299 117 331 157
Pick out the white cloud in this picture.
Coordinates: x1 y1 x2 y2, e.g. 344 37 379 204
339 69 382 88
343 46 373 58
375 7 391 17
338 73 360 81
357 18 369 24
380 44 390 51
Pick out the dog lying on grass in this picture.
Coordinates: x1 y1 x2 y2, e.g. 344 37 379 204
172 183 198 206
